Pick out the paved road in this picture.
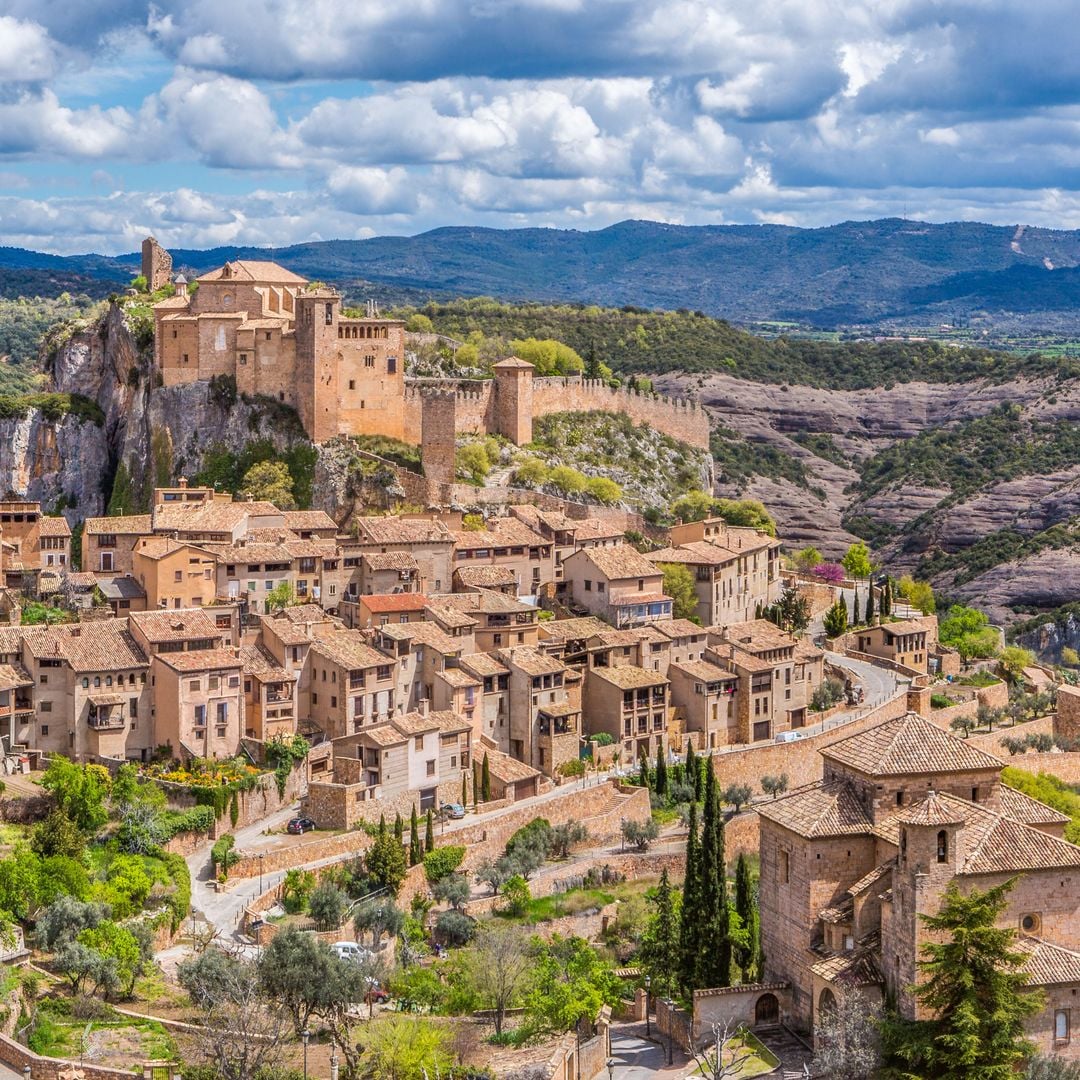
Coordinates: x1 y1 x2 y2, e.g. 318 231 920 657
609 1023 686 1080
825 651 904 708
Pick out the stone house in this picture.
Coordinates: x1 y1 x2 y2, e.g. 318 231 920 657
351 517 455 595
347 593 429 630
508 504 624 592
667 658 739 752
755 711 1080 1062
450 518 555 598
426 589 539 653
852 620 930 673
241 644 298 742
562 544 672 628
132 537 218 610
584 661 669 763
82 514 153 575
307 631 397 740
152 647 244 760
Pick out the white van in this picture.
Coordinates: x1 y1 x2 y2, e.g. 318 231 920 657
332 941 371 963
775 730 805 744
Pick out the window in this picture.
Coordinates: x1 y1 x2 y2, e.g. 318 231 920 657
1056 1010 1070 1043
217 702 228 723
896 790 905 806
189 679 200 692
937 830 948 863
40 725 48 736
584 580 592 592
387 356 397 374
348 380 355 390
426 760 436 776
174 570 182 582
40 701 52 713
82 678 89 689
415 736 424 750
780 850 789 884
194 704 206 726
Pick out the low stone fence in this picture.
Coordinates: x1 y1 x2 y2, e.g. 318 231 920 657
0 1031 150 1080
1001 751 1080 784
930 698 979 728
231 829 374 879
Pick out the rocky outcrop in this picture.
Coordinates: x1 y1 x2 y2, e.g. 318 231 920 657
1015 612 1080 664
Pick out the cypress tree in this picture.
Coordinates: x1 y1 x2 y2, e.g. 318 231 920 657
641 868 679 997
393 812 403 842
840 591 849 622
852 587 859 625
733 852 759 982
481 752 491 802
409 806 421 866
685 742 697 800
866 586 875 624
461 772 468 807
473 761 480 804
692 747 704 802
424 809 435 853
881 579 892 617
654 745 668 797
639 752 650 790
378 813 386 840
697 763 731 988
677 801 701 992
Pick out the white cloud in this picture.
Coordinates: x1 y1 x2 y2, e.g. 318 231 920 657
0 16 57 82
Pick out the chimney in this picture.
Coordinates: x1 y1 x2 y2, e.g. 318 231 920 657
179 477 188 489
175 274 188 299
419 699 430 717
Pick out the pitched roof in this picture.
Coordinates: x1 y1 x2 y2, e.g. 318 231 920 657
719 619 797 652
589 664 667 689
451 518 548 551
460 652 510 678
821 712 1003 777
895 791 967 827
428 590 534 615
669 659 736 683
479 743 542 783
240 644 294 682
492 356 534 369
156 648 241 673
653 619 707 640
129 608 221 643
497 645 566 677
454 564 517 587
646 540 738 566
96 576 146 601
354 517 454 545
538 616 612 643
36 517 71 537
846 862 893 897
878 619 931 637
84 515 153 536
17 621 148 673
134 536 215 561
196 259 307 284
375 621 463 652
999 785 1072 827
0 662 32 690
1017 938 1080 986
810 941 883 987
363 551 420 571
282 510 337 531
310 633 389 670
756 781 874 839
358 594 429 613
568 543 659 580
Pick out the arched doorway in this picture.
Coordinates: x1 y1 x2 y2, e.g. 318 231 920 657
819 987 838 1017
755 993 779 1025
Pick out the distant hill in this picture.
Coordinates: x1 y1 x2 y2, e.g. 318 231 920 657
7 218 1080 329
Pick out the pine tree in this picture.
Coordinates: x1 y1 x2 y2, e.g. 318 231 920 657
409 806 421 866
882 880 1042 1079
866 586 875 624
696 763 731 989
393 812 403 843
840 591 849 622
654 745 668 797
733 853 759 982
639 752 650 790
640 868 680 997
424 809 435 853
481 753 491 802
677 801 701 992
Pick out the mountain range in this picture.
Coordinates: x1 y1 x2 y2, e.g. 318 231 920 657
7 218 1080 329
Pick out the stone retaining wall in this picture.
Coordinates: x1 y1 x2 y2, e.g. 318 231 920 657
0 1032 143 1080
710 694 909 795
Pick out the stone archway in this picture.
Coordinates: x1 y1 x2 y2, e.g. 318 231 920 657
755 992 780 1025
819 987 838 1017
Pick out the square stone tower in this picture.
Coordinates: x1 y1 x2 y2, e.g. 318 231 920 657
141 237 173 292
493 357 534 445
421 390 459 488
295 289 342 444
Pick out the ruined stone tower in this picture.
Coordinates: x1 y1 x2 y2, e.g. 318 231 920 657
421 390 459 488
141 236 173 292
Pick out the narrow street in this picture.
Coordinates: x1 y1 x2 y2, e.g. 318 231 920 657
608 1022 687 1080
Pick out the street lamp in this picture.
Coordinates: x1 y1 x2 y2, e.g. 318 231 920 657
23 1065 30 1080
644 975 651 1037
606 1058 616 1080
663 999 674 1065
301 1028 310 1080
259 852 265 892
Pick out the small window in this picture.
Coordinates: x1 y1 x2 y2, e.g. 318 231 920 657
348 380 355 390
415 736 424 750
937 830 948 863
780 850 789 884
426 760 436 776
40 725 48 736
1056 1010 1071 1043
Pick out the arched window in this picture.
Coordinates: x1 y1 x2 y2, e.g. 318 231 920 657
937 830 948 863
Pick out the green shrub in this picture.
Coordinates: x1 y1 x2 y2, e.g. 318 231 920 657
423 845 466 884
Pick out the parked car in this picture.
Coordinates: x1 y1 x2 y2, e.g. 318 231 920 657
364 981 391 1004
333 941 372 964
775 730 805 744
287 817 316 834
439 802 466 820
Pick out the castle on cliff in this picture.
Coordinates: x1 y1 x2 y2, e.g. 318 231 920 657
146 237 711 474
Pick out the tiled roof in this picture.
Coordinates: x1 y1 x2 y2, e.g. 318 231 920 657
669 659 736 683
497 645 566 677
821 712 1003 777
722 526 782 552
847 862 893 897
646 540 737 566
244 528 302 544
37 517 71 537
653 619 707 640
66 572 99 589
479 743 542 783
424 604 477 630
14 622 149 673
0 663 32 690
279 604 331 624
538 616 612 643
375 621 463 652
135 536 215 561
152 500 282 535
1017 938 1080 986
129 608 221 643
460 652 510 677
429 589 534 615
454 564 516 587
240 644 294 682
156 648 240 672
589 664 667 689
609 592 670 606
451 517 548 550
283 539 337 559
363 551 420 571
811 944 882 987
95 576 146 601
196 259 307 284
895 791 967 826
492 356 534 369
84 515 153 536
756 781 874 838
283 510 337 531
354 517 455 545
588 627 666 647
396 709 470 736
818 898 854 924
357 723 407 748
437 668 481 688
359 594 429 613
717 645 773 674
201 541 291 563
878 619 930 638
311 632 389 670
569 543 659 580
999 785 1072 827
719 619 797 652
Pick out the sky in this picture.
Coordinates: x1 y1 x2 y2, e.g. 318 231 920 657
4 0 1080 254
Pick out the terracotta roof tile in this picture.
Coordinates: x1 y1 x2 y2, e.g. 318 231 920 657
156 648 241 673
283 510 337 531
821 712 1003 776
240 644 294 682
497 645 566 677
459 652 510 677
538 616 612 643
358 594 429 613
363 551 421 571
895 791 967 826
589 664 667 689
37 517 71 537
756 781 874 838
647 541 738 566
129 608 221 643
653 619 707 640
311 632 389 670
568 543 660 580
719 619 797 652
354 517 455 545
454 564 516 587
84 515 153 536
1017 938 1080 986
451 517 548 551
847 862 893 897
428 590 534 615
999 785 1072 827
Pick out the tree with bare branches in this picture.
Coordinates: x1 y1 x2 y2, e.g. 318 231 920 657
690 1021 757 1080
467 922 532 1036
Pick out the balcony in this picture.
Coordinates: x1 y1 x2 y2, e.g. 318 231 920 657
88 712 125 731
265 690 292 704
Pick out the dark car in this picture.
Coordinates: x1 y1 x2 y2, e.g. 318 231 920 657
287 817 316 834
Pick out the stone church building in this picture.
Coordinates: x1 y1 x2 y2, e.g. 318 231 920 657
757 711 1080 1061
